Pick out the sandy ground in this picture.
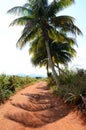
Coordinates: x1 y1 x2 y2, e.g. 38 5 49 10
0 81 86 130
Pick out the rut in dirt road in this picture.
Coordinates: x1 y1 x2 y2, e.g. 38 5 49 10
5 82 71 128
0 81 86 130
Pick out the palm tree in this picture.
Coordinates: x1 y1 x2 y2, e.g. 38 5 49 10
8 0 82 85
29 37 76 75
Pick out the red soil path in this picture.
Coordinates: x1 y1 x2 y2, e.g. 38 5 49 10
0 81 86 130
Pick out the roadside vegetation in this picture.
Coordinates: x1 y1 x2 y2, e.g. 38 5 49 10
0 74 37 104
48 68 86 111
7 0 84 113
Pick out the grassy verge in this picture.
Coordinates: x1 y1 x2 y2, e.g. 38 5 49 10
47 68 86 111
0 74 37 104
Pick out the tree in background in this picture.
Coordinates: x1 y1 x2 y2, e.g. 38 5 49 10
29 37 76 75
8 0 82 85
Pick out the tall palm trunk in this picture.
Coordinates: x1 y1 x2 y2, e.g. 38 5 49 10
42 23 58 86
45 41 58 86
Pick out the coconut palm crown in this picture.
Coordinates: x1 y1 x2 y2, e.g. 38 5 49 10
8 0 82 85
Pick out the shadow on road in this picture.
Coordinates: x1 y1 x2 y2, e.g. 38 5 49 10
6 85 72 128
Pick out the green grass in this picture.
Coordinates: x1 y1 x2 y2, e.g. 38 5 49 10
0 74 37 104
47 68 86 110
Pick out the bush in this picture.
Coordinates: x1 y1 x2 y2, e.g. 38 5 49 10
0 74 37 104
48 68 86 110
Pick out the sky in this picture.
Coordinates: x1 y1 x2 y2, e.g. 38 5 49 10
0 0 86 76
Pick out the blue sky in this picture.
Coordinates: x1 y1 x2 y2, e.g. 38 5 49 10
0 0 86 76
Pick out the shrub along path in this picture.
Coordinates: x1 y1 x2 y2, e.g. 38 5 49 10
0 81 86 130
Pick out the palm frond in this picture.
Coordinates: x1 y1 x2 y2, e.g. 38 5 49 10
48 27 77 45
16 26 39 49
29 37 39 54
51 15 82 36
51 15 75 26
7 6 32 16
9 16 31 26
48 0 74 17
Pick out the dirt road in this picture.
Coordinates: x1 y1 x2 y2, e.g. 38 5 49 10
0 81 86 130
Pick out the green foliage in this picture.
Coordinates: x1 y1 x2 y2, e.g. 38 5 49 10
50 85 58 94
8 0 82 86
47 73 56 86
0 74 36 104
48 68 86 110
